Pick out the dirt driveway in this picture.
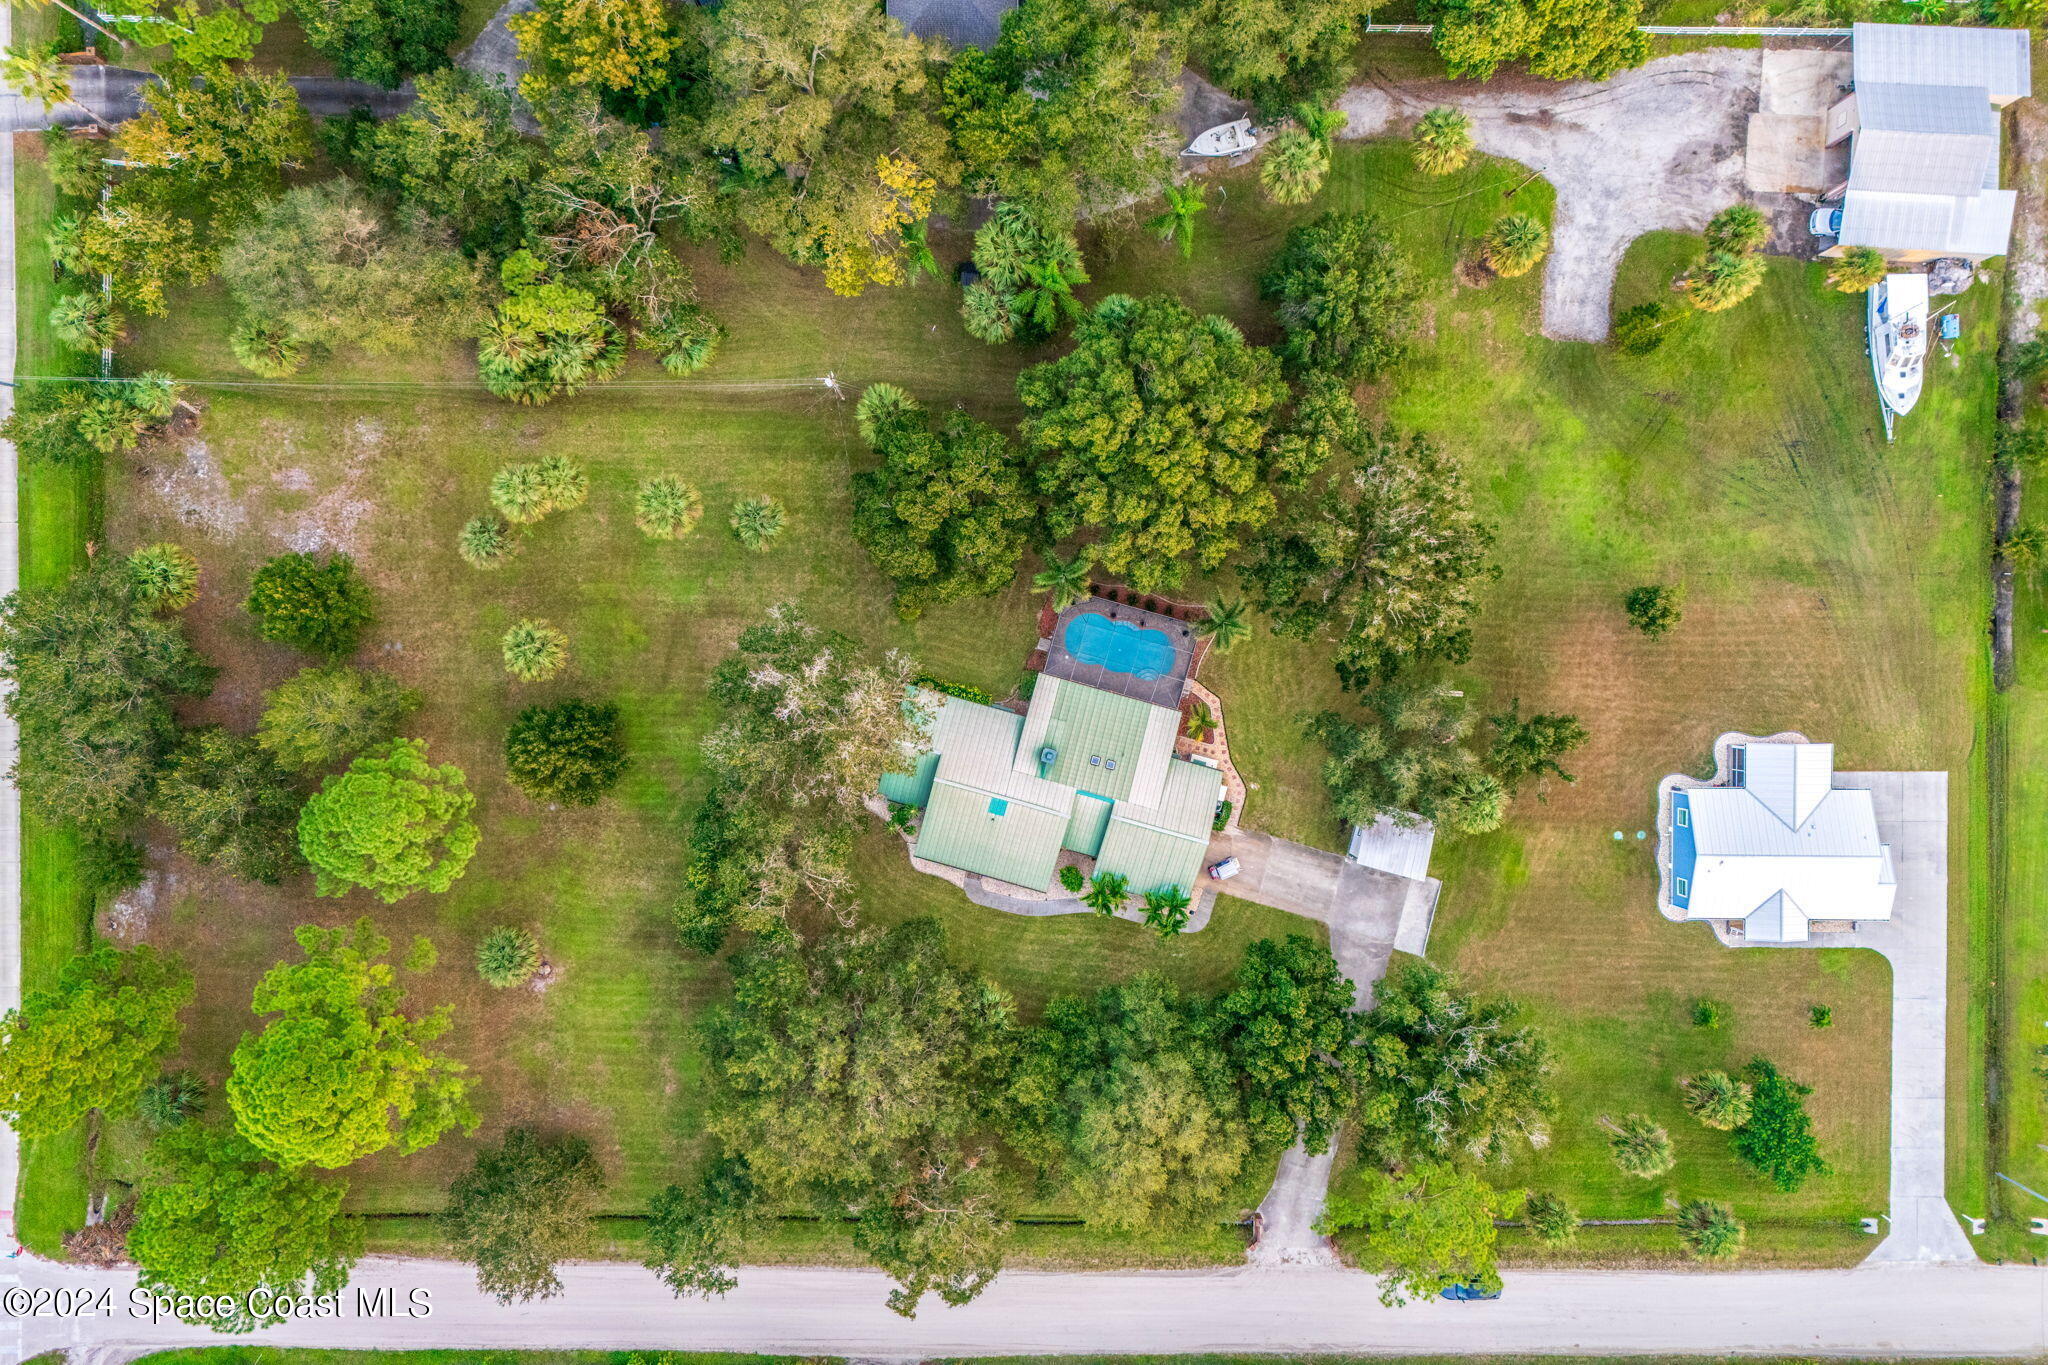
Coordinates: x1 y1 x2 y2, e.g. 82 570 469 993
1338 48 1765 341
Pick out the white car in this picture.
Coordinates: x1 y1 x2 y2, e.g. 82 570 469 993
1809 206 1843 238
1207 856 1241 881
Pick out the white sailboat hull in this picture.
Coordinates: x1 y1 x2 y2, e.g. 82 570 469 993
1868 272 1928 421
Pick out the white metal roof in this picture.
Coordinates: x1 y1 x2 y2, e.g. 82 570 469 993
1348 814 1437 881
1852 22 2032 103
1678 742 1898 928
1839 186 2016 258
1848 126 1996 198
1856 80 1999 137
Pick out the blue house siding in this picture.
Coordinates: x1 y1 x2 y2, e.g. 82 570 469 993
1671 791 1696 909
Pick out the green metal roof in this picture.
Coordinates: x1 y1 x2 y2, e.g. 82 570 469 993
1062 791 1114 857
1095 814 1209 897
880 751 940 808
913 777 1066 890
1020 678 1177 803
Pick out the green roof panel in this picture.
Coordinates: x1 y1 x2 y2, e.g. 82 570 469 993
1033 682 1164 802
913 778 1066 890
880 751 941 808
1062 792 1114 857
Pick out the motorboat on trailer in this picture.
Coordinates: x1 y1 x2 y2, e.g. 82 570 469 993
1184 118 1258 158
1868 271 1928 430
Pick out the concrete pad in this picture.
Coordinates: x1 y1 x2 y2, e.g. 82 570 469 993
1746 112 1830 194
1759 47 1851 117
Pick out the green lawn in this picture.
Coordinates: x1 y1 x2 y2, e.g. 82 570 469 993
21 122 1999 1268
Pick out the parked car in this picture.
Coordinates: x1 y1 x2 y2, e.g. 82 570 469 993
1440 1283 1503 1301
1809 206 1843 237
1207 856 1241 881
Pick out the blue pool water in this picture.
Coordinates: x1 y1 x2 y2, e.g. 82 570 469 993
1063 614 1176 680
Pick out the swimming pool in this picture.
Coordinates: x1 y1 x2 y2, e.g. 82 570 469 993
1062 613 1177 680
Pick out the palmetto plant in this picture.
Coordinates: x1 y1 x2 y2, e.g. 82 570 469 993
1412 107 1473 176
1295 102 1348 146
457 515 513 569
1600 1113 1675 1178
49 292 122 352
491 462 552 525
139 1071 206 1129
229 318 306 379
1679 1070 1753 1131
1260 129 1331 206
1032 551 1093 612
1484 214 1550 278
1195 598 1250 653
1147 183 1208 260
477 926 542 988
729 494 787 551
1827 245 1888 294
1674 1198 1745 1261
635 476 703 540
127 542 200 612
502 619 569 682
535 455 587 513
1083 871 1131 915
960 283 1018 344
1704 203 1768 256
855 382 918 446
1684 250 1765 313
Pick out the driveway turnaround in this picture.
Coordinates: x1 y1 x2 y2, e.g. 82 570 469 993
19 1258 2048 1357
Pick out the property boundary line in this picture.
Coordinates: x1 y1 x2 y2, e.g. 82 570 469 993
1363 21 1854 33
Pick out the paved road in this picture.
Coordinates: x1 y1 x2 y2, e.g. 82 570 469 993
2 9 28 1360
17 1258 2048 1356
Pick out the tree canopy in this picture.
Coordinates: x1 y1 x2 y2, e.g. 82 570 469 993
128 1125 362 1331
0 943 192 1138
440 1127 606 1302
149 725 305 884
291 0 458 88
257 664 421 773
852 384 1035 619
1307 682 1508 836
1262 212 1417 384
227 917 476 1170
1418 0 1648 81
1020 294 1287 593
297 738 479 902
1352 959 1553 1166
1318 1161 1508 1305
1209 935 1360 1154
503 698 629 806
0 558 215 832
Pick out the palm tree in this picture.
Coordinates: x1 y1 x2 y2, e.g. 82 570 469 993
1674 1198 1745 1261
1141 884 1192 936
1483 214 1549 278
535 454 587 513
1601 1113 1675 1178
960 282 1018 344
48 291 121 351
1678 1070 1753 1131
900 219 941 280
635 476 703 540
126 542 198 612
2002 523 2047 569
3 42 111 129
491 463 551 525
1684 251 1765 313
855 381 918 446
1194 598 1250 653
1260 128 1330 206
730 494 787 551
502 619 569 682
1147 183 1208 260
457 515 514 569
1295 102 1348 146
1083 871 1131 916
1011 239 1090 333
1704 203 1768 256
1412 106 1473 176
1032 551 1093 612
1827 245 1888 294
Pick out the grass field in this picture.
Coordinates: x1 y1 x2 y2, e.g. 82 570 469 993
14 117 1999 1268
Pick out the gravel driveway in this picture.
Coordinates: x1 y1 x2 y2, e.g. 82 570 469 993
1338 49 1764 341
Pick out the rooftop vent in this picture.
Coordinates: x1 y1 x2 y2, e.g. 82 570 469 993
1104 759 1118 770
1090 755 1102 766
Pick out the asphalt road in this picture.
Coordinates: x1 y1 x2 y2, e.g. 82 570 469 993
15 1257 2048 1358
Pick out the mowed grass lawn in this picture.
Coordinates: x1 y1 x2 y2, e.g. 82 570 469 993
25 131 1994 1263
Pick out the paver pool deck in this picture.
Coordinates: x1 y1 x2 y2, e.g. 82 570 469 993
1042 599 1198 709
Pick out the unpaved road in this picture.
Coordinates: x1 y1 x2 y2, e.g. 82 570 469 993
15 1258 2048 1356
1339 48 1761 341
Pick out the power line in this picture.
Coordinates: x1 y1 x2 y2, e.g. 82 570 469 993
1 373 837 394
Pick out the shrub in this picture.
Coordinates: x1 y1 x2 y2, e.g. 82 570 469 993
79 833 146 898
1731 1058 1828 1192
404 935 438 973
1483 214 1549 278
1601 1112 1674 1178
502 620 569 682
650 305 721 375
458 515 514 569
491 463 552 525
1691 997 1727 1029
1997 421 2048 469
912 674 993 705
635 477 703 540
140 1070 206 1130
1704 204 1768 256
477 926 542 988
1212 798 1233 832
1058 864 1086 894
257 664 420 771
1827 246 1887 294
503 699 627 806
1523 1190 1577 1247
1612 302 1675 356
1412 107 1472 176
1626 584 1683 639
1260 128 1330 205
229 317 306 378
128 542 200 612
245 552 373 658
1680 1070 1753 1131
1808 1003 1833 1029
730 495 786 551
1675 1198 1745 1261
50 291 124 352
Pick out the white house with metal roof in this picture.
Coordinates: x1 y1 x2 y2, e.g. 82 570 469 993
1821 22 2031 262
1664 738 1897 944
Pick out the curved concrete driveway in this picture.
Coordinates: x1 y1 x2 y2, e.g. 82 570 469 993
1338 48 1762 341
17 1257 2048 1357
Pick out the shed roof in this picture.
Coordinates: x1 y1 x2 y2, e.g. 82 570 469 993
1348 813 1437 881
1840 186 2017 257
1852 22 2032 104
1856 81 1999 137
1848 126 1996 198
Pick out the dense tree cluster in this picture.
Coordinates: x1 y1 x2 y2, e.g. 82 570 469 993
0 944 192 1139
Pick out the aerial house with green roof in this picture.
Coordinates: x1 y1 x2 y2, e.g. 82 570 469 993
880 600 1221 897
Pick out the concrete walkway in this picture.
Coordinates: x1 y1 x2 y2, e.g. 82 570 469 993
2 3 29 1353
